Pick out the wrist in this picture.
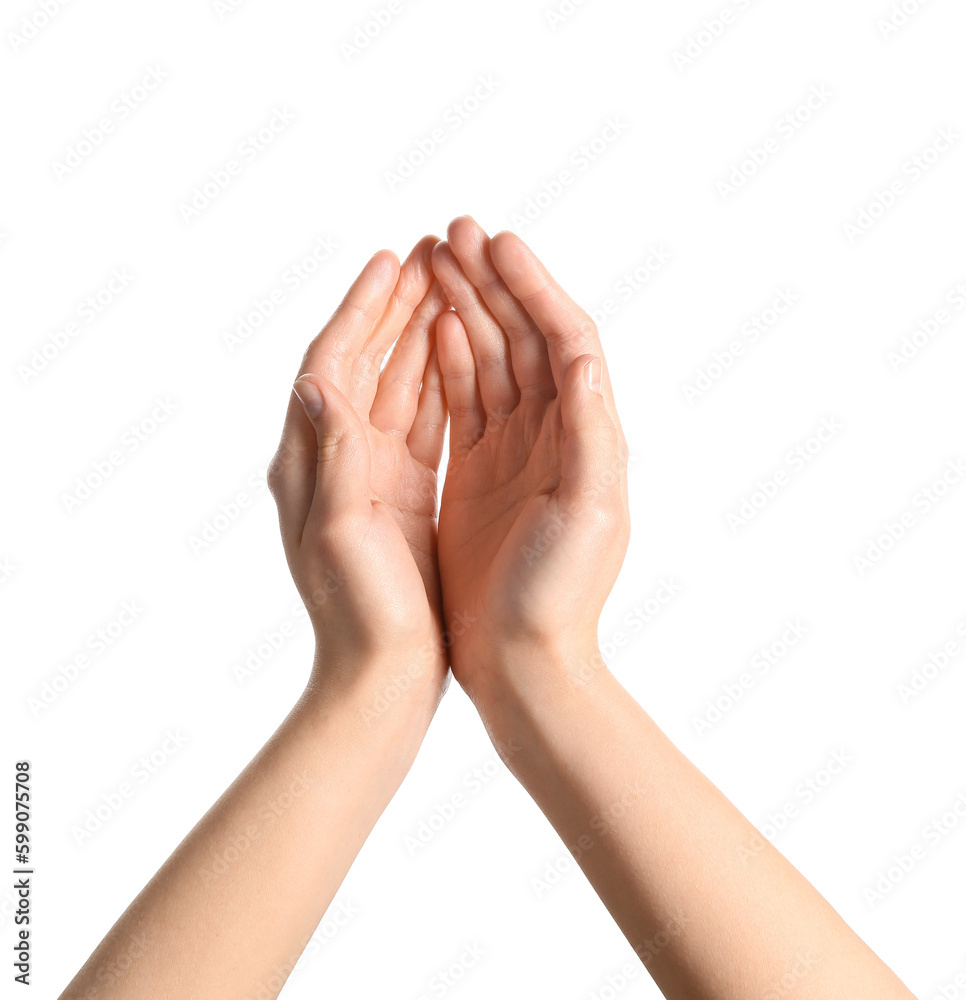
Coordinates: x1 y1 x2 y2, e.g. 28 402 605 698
303 645 447 766
309 627 445 701
464 637 612 759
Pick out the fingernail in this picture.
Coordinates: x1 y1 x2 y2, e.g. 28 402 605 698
586 357 602 395
293 375 324 418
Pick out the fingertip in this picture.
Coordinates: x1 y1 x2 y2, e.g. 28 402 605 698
431 241 462 284
447 215 487 251
394 238 439 304
435 310 474 380
435 309 483 452
368 248 401 285
292 373 325 419
409 234 441 265
436 308 467 346
295 370 335 392
565 352 601 387
431 239 452 265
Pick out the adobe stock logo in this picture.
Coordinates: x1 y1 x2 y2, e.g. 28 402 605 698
886 275 966 372
221 236 340 352
383 76 500 192
672 0 758 72
71 731 190 846
877 0 932 39
340 2 413 62
895 615 966 705
178 107 296 223
8 0 73 53
27 601 145 716
211 0 251 19
60 398 180 514
716 86 833 202
843 127 960 243
544 0 591 30
851 459 966 574
509 117 628 228
726 418 843 533
682 288 799 402
590 246 672 330
692 619 809 736
51 67 169 180
411 944 485 1000
404 758 503 856
863 791 966 907
18 268 135 386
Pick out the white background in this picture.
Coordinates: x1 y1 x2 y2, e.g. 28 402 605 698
3 0 965 997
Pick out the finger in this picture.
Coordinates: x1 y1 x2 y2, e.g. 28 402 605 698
407 345 446 470
557 354 623 511
353 235 438 410
446 215 556 400
369 278 448 437
299 249 400 388
488 232 608 395
432 239 519 418
489 231 628 455
268 251 397 553
291 374 372 540
436 310 485 454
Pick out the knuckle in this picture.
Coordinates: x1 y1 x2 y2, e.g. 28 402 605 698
448 400 480 419
317 433 343 464
474 350 507 373
591 499 621 535
266 452 289 496
353 354 381 383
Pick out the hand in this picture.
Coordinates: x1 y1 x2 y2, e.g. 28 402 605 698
431 217 631 705
268 237 450 708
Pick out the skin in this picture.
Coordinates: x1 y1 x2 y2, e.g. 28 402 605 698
59 220 917 1000
58 237 451 1000
432 216 917 999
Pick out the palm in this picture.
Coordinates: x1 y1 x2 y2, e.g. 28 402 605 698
439 398 565 639
428 218 631 683
367 425 440 604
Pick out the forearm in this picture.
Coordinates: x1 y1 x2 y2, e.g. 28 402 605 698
479 648 915 1000
60 660 440 1000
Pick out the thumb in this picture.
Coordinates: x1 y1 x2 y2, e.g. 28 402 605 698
292 374 371 529
558 353 622 508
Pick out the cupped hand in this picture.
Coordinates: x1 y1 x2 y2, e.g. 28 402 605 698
431 217 631 704
268 237 451 705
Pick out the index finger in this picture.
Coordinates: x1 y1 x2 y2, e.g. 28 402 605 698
298 248 400 385
270 249 400 548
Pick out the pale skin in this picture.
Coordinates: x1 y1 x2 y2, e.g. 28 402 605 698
59 237 452 999
431 217 917 999
59 220 917 1000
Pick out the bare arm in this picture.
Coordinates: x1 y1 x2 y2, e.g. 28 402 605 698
484 657 913 997
61 676 438 999
60 238 451 999
431 215 916 999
